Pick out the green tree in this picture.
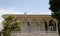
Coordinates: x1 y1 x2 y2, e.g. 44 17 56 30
2 16 21 36
49 0 60 36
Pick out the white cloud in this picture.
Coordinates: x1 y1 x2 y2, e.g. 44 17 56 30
0 8 24 22
0 8 51 30
0 8 51 22
0 8 23 29
29 11 51 15
0 8 23 15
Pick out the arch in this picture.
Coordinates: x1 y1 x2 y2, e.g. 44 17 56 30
31 19 38 24
21 19 30 33
22 19 30 26
30 19 39 33
31 19 39 27
49 19 56 32
22 19 28 23
40 19 47 32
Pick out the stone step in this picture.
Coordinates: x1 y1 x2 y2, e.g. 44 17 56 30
11 33 59 36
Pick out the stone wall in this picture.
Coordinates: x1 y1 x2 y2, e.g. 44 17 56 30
2 14 59 36
11 32 58 36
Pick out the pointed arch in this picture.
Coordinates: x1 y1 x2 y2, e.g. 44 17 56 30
30 19 39 33
21 19 30 33
49 19 56 32
40 19 47 32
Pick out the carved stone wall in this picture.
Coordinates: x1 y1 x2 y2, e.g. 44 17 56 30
2 14 58 36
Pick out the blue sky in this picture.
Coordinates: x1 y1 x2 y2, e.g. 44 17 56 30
0 0 51 28
0 0 51 14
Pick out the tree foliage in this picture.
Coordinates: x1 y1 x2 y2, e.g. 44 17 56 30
49 0 60 13
49 0 60 19
49 0 60 36
2 16 21 36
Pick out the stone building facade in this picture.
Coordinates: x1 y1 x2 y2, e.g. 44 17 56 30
2 14 59 36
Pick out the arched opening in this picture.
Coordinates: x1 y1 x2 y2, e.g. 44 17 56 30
40 19 47 32
21 19 30 33
49 20 56 32
30 19 39 33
